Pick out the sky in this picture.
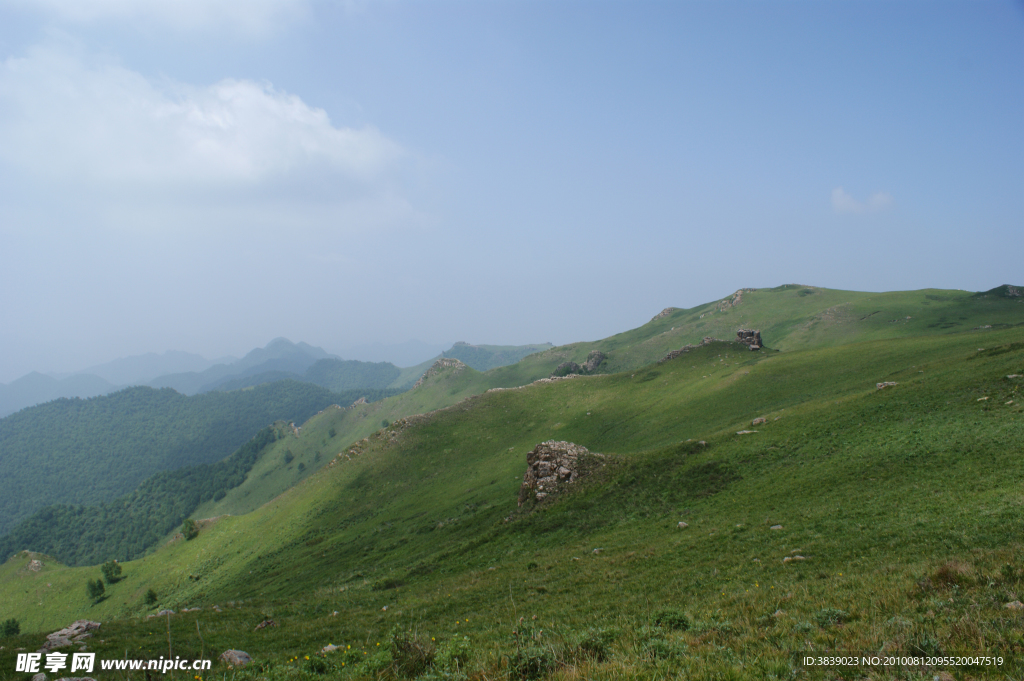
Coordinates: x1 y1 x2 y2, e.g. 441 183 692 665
0 0 1021 380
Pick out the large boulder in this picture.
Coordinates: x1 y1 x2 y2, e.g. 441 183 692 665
583 351 606 373
518 441 603 506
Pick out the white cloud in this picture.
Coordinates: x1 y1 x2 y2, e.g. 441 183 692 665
8 0 309 35
831 187 894 214
0 46 401 186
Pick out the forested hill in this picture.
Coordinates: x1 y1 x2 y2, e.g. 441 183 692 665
0 426 281 566
0 381 361 535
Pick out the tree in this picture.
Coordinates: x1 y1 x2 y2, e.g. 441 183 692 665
1 618 19 637
86 578 105 602
182 518 199 541
144 588 158 606
101 559 122 584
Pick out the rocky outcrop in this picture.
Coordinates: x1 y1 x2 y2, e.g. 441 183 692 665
651 307 680 321
736 329 762 350
350 396 368 407
413 358 467 389
518 441 604 506
659 336 723 363
583 351 606 373
28 559 43 571
39 621 100 653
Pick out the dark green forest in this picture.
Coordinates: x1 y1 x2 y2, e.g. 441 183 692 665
0 381 399 536
0 426 279 566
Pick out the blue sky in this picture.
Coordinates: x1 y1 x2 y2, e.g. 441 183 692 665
0 0 1021 379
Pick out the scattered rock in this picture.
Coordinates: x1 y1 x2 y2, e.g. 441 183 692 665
677 522 689 529
736 329 762 350
28 559 43 572
771 609 785 618
876 382 898 389
219 650 252 668
651 307 680 321
350 396 368 407
1005 601 1024 610
31 673 46 681
752 417 767 426
736 430 758 435
254 619 277 631
1007 374 1022 379
52 678 96 681
40 622 101 653
770 525 783 530
592 548 603 554
518 441 604 506
322 644 340 654
782 556 806 563
978 396 989 401
156 610 174 617
660 336 723 363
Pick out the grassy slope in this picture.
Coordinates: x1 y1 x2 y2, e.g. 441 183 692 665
2 326 1023 679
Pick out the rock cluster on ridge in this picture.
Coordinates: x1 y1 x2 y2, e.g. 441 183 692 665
413 358 467 388
518 441 604 506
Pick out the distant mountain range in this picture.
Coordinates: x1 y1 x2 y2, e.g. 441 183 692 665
0 339 555 417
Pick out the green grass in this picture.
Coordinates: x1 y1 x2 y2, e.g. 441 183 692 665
2 323 1023 679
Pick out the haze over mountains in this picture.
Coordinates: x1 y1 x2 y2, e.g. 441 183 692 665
0 339 552 417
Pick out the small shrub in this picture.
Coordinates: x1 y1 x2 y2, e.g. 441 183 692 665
635 626 684 661
86 578 105 602
1 618 20 637
302 654 334 675
144 588 158 606
526 562 539 571
283 450 294 465
101 559 122 584
571 627 619 662
182 518 199 541
815 608 850 628
510 619 556 680
654 608 690 631
297 462 306 472
1001 563 1018 582
793 621 815 634
435 635 472 673
390 627 435 677
328 428 336 438
382 419 390 428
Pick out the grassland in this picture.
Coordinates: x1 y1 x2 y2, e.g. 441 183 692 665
1 311 1022 679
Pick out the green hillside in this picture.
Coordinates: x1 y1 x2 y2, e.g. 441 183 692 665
1 315 1022 679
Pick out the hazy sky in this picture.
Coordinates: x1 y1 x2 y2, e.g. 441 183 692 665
1 0 1021 381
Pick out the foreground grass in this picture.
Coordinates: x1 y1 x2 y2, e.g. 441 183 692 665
1 327 1023 679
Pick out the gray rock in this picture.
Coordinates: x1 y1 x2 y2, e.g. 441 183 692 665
752 417 767 425
31 674 47 681
677 522 689 529
219 650 252 667
736 329 763 350
582 351 606 373
156 610 174 617
28 559 43 572
518 441 604 506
